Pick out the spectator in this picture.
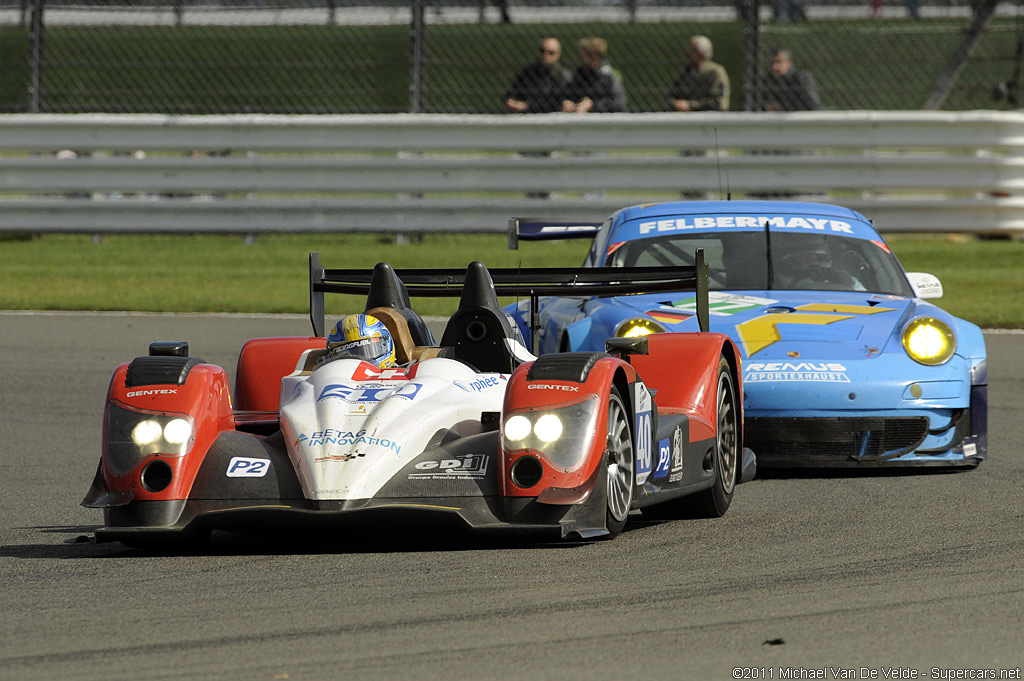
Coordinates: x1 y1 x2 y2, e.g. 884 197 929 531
561 37 627 114
504 36 571 114
667 35 730 112
762 46 820 111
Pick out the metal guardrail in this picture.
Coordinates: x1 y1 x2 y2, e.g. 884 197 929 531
2 111 1024 234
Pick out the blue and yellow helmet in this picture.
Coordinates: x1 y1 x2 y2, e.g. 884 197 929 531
326 313 397 368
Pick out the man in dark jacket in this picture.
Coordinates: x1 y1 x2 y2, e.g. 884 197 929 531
561 37 628 114
504 37 572 113
762 46 820 111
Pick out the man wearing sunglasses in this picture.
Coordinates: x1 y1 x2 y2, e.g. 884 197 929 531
504 36 571 114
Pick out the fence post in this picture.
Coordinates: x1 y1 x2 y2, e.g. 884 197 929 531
410 0 426 114
741 0 760 112
27 0 44 113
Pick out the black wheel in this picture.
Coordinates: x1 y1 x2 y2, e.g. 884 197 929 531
604 386 635 537
641 356 738 520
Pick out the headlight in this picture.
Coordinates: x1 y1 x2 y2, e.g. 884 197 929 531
504 414 532 441
902 317 956 366
533 414 563 442
106 401 196 475
614 317 666 338
502 396 599 470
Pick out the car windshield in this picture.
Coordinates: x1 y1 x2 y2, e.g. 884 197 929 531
604 230 915 296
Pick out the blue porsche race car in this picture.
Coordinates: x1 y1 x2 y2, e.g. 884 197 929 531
508 200 987 468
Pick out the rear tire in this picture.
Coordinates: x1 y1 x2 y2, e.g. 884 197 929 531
604 386 635 537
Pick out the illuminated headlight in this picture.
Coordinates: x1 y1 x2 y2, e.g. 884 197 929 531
534 414 563 442
106 401 196 476
131 419 163 446
902 317 956 366
502 396 599 470
163 418 194 445
614 317 666 338
504 414 532 441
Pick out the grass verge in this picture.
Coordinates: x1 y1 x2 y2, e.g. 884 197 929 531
0 232 1019 328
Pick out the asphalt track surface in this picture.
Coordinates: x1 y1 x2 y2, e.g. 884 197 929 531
1 312 1021 681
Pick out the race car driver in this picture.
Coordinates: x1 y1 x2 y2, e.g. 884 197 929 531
325 313 398 368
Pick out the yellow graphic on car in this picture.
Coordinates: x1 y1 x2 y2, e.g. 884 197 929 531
737 304 894 357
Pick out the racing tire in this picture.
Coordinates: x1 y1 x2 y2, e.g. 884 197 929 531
687 357 739 517
603 386 635 537
641 356 738 520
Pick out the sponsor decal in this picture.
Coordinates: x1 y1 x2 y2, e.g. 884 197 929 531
314 453 365 462
317 382 428 404
125 388 178 398
735 303 895 357
297 429 402 455
539 225 598 235
226 457 270 478
453 376 502 393
645 309 693 325
669 427 684 483
350 363 418 381
670 292 777 317
527 383 580 392
409 454 489 480
654 437 672 479
391 383 423 400
637 215 856 235
745 361 851 383
633 383 653 485
318 384 395 403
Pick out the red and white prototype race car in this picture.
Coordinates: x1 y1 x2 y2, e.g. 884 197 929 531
82 254 756 547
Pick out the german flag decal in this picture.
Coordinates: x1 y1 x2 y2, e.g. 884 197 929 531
645 309 693 325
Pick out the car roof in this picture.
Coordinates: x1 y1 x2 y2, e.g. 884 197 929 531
614 200 869 223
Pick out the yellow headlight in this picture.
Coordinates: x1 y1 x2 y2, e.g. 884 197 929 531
614 318 667 338
902 317 955 366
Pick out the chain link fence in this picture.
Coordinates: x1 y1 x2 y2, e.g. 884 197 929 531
1 0 1022 114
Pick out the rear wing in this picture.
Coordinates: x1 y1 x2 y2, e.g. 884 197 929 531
309 251 710 352
507 218 603 250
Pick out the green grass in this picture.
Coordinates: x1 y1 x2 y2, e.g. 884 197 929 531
0 232 1020 327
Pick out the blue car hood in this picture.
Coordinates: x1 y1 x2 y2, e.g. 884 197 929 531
620 289 918 361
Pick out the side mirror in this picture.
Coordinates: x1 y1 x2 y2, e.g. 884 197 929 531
906 272 943 299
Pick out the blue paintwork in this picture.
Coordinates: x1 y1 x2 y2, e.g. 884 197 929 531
508 200 988 467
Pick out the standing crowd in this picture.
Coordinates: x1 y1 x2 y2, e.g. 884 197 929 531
504 34 820 114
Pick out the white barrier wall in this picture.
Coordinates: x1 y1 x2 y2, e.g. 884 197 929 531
2 111 1023 234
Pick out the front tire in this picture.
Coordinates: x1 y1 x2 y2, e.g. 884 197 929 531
688 357 739 517
604 386 634 537
641 356 738 520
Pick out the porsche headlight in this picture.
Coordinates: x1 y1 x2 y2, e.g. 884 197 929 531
106 401 196 475
502 396 600 470
614 317 666 338
902 317 956 366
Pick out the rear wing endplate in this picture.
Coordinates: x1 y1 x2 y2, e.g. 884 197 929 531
508 218 603 250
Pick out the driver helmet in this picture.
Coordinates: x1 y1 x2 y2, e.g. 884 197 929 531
326 313 397 368
778 240 833 280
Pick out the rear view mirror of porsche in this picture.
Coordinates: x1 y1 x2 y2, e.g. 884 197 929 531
906 272 944 299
